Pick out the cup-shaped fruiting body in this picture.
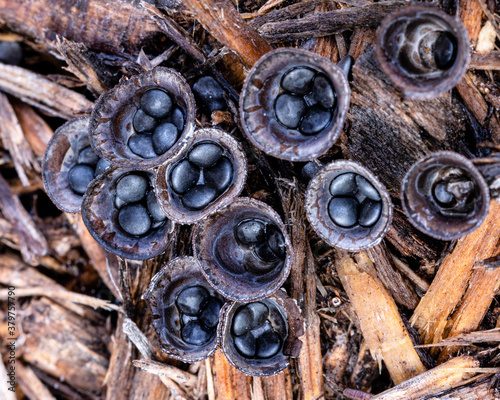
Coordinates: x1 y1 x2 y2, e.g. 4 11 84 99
376 5 469 99
43 117 111 213
81 167 171 259
193 198 293 302
143 257 225 362
220 290 303 376
89 67 195 169
155 128 247 224
239 48 350 161
401 151 490 240
306 161 393 251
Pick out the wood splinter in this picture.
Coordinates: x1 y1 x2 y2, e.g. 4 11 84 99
369 355 479 400
183 0 272 68
410 200 500 352
336 250 426 385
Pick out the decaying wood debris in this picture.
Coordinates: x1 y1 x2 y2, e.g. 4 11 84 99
3 0 500 399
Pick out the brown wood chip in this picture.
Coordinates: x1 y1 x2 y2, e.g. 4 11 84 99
0 92 40 185
258 2 405 42
410 200 500 351
0 173 48 265
0 63 93 119
336 250 426 385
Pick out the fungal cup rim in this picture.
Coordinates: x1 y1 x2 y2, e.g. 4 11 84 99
239 48 351 161
375 4 470 99
192 197 293 302
143 256 224 362
88 67 196 170
401 151 490 240
305 160 393 251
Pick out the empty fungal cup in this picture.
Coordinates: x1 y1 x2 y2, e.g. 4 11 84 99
401 151 490 240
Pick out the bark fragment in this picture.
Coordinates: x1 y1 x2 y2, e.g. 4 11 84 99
258 2 404 42
21 298 109 396
183 0 272 68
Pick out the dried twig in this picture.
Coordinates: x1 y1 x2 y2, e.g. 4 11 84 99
390 255 430 293
366 244 419 309
12 100 53 158
417 328 500 347
278 178 323 399
0 287 120 310
439 260 500 360
0 0 165 55
183 0 272 68
122 317 154 359
258 2 404 42
0 173 48 265
133 360 197 388
0 63 93 119
0 92 40 185
471 51 500 70
16 362 57 400
369 356 480 400
54 37 109 96
212 350 252 400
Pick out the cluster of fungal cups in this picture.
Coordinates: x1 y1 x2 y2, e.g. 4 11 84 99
80 68 248 260
41 64 300 374
44 16 479 375
143 197 299 373
145 222 301 374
